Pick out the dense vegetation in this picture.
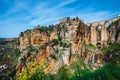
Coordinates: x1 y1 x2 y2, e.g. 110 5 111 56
12 62 120 80
102 43 120 63
0 39 21 64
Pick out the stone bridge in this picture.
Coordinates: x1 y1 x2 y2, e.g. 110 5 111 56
86 16 120 46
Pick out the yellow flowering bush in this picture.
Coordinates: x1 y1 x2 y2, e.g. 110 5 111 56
16 62 45 80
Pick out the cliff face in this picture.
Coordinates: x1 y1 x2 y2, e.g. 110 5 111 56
18 29 49 50
16 17 93 74
18 18 90 51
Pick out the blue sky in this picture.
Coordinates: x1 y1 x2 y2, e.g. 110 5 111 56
0 0 120 38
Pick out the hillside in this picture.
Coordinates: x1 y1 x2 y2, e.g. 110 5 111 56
0 38 21 79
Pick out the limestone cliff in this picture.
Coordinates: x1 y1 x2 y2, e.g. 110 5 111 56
16 17 120 74
18 17 90 51
17 17 92 73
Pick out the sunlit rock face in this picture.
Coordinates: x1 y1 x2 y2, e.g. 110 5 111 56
50 32 58 40
17 17 92 73
49 18 91 67
18 17 91 52
18 30 31 50
18 28 50 50
31 29 41 45
55 18 90 53
58 18 83 41
31 29 48 46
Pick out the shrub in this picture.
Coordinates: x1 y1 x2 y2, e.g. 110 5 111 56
44 74 55 80
70 69 91 80
60 41 67 48
30 67 45 80
52 39 59 45
102 43 120 63
16 62 45 80
71 62 120 80
55 66 70 80
102 43 120 53
70 57 84 70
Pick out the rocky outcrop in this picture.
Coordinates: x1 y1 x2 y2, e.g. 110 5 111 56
17 17 105 74
18 17 90 51
18 28 49 50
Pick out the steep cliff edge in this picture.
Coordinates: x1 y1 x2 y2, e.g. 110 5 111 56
16 17 101 74
12 17 120 80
